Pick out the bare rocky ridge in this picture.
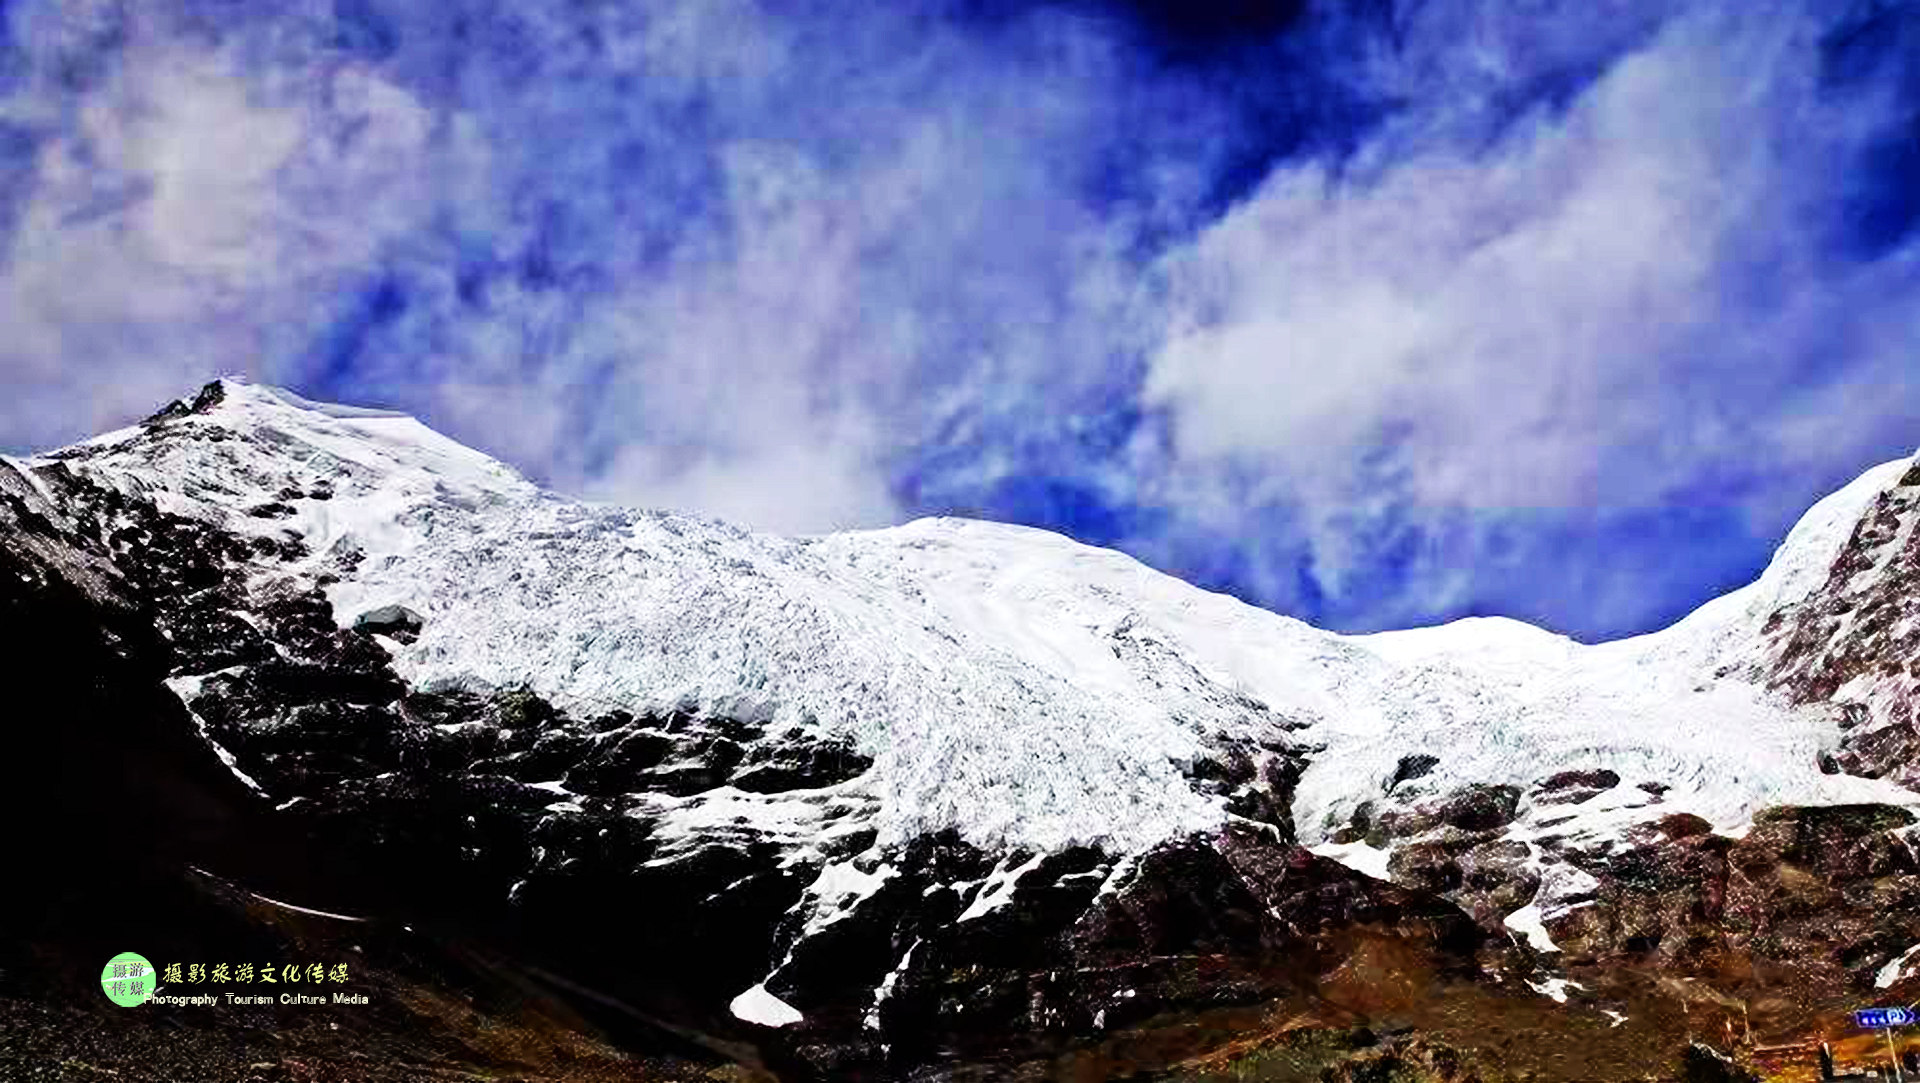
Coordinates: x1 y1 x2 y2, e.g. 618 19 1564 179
1763 461 1920 787
7 381 1920 1080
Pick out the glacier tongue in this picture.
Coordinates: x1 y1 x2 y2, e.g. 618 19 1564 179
38 379 1920 858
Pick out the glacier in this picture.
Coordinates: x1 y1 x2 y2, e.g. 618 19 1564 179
21 377 1920 868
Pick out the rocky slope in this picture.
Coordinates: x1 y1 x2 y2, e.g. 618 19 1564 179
6 378 1920 1080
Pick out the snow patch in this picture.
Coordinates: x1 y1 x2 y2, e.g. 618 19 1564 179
865 940 920 1031
191 870 370 923
730 983 803 1028
1504 902 1560 954
1527 977 1584 1004
959 852 1047 922
1309 840 1393 881
1878 943 1920 989
798 859 896 937
166 674 264 795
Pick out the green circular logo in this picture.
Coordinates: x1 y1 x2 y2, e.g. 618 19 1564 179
101 952 155 1007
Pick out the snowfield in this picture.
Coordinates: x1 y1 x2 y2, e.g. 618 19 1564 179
23 379 1920 862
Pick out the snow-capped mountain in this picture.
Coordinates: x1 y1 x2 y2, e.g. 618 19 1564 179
8 378 1920 1080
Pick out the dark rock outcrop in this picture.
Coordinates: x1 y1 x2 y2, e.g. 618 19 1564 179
353 603 425 640
1544 803 1920 994
1390 753 1441 791
1534 768 1621 805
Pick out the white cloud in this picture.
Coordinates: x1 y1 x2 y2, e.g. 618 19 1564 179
4 0 1918 638
392 9 1146 536
105 54 307 275
0 21 434 450
1139 8 1920 619
584 417 898 535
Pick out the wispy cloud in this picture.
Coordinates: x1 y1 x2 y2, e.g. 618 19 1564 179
0 2 436 445
1138 4 1920 633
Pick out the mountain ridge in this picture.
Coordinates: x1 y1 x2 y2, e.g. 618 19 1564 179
25 378 1913 855
9 378 1920 1080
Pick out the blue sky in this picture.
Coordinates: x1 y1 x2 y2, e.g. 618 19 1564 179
2 0 1919 642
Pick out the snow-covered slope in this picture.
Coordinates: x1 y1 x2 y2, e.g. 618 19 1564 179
22 379 1920 864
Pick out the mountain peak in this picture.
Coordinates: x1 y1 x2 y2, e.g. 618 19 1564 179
65 378 536 514
140 377 235 424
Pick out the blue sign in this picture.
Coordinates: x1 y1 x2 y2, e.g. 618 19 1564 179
1855 1008 1916 1028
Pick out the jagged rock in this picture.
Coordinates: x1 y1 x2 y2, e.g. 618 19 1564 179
563 727 675 794
1437 784 1522 832
141 381 227 425
1390 840 1467 895
1735 804 1917 882
866 828 1488 1076
1378 829 1537 932
157 594 275 673
1534 768 1621 805
1328 799 1380 846
1547 827 1734 967
1763 474 1920 791
1184 736 1309 838
353 603 425 641
765 832 999 1036
471 727 592 782
1390 753 1440 791
1454 839 1539 924
1541 803 1920 989
729 733 873 793
1369 784 1523 846
1830 719 1920 782
1634 812 1714 842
